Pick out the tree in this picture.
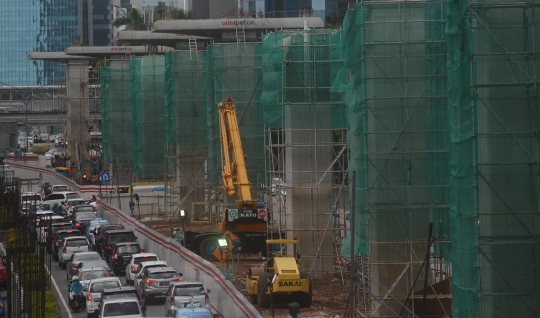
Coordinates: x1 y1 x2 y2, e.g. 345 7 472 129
112 8 147 31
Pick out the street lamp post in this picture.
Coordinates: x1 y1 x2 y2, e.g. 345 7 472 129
180 209 186 243
134 193 140 220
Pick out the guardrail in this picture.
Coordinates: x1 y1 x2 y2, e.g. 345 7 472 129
5 160 262 318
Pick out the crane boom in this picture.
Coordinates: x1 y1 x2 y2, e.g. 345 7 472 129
218 98 256 209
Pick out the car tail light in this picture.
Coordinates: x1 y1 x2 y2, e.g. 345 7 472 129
131 266 137 273
87 294 92 301
205 293 209 301
172 277 183 282
138 300 143 306
170 294 175 302
105 246 113 252
113 254 118 259
145 279 156 286
63 246 66 252
88 244 91 251
72 263 79 269
75 222 80 227
0 303 3 309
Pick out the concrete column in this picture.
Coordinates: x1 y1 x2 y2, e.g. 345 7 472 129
65 60 91 164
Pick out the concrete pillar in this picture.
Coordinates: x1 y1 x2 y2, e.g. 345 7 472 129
284 104 334 278
65 59 91 164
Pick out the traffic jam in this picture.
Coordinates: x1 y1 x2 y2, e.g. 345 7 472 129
21 184 218 318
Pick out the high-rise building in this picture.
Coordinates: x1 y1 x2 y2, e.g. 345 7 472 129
0 0 78 86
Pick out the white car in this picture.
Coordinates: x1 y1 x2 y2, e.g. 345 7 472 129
132 260 168 288
124 253 159 285
58 236 91 268
86 277 123 318
98 298 146 318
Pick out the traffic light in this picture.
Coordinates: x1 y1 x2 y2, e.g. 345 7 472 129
83 174 87 179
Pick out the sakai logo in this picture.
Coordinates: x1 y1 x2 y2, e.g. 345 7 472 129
221 20 255 26
278 281 302 287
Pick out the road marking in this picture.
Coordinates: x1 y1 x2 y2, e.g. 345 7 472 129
46 265 73 318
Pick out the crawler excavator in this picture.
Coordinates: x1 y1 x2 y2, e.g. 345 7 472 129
183 98 271 260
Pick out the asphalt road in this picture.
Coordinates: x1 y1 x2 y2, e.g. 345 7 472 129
49 260 167 318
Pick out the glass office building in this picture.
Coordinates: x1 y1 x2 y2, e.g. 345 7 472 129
0 0 78 86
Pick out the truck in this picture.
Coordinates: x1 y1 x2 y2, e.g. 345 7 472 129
183 98 273 261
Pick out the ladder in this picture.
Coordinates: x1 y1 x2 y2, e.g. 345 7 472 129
236 26 246 53
189 37 198 59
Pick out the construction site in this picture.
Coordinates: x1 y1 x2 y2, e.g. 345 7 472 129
2 0 538 317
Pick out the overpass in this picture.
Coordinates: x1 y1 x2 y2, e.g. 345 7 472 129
0 110 100 125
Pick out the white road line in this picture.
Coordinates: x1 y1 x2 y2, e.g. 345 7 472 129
46 265 73 318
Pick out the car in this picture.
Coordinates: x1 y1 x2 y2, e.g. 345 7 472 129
47 222 75 253
97 298 146 318
58 236 91 268
74 266 114 292
66 198 87 215
42 191 81 205
21 192 41 204
73 211 98 233
101 230 137 260
109 242 142 274
51 184 70 192
51 229 82 260
65 252 103 279
94 224 125 253
31 202 52 213
69 259 112 282
86 219 110 247
33 210 54 229
174 307 218 318
137 267 183 302
99 286 144 313
124 253 159 286
72 204 97 220
86 277 123 318
132 261 169 288
44 149 59 160
164 282 211 316
38 215 65 245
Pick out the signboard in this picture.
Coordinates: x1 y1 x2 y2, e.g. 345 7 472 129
224 268 233 281
100 172 111 184
117 186 131 194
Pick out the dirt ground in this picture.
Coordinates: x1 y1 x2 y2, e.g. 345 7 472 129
145 220 349 318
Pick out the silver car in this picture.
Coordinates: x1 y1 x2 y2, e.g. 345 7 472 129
65 251 103 279
97 298 146 318
164 282 211 316
137 267 183 302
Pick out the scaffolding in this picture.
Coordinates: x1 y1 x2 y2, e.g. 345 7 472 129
164 51 207 219
130 56 166 181
100 66 132 185
260 29 348 276
332 1 450 316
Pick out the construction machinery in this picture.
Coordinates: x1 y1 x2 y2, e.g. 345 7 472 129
246 239 312 308
183 97 271 260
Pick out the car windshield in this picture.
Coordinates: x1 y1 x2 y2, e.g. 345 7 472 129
76 206 95 213
74 253 101 262
66 239 87 247
70 201 84 207
176 311 211 318
103 292 138 301
80 270 108 280
149 271 177 279
117 245 140 254
103 302 140 316
76 212 96 220
133 256 157 265
109 233 135 244
66 193 80 199
90 281 121 292
174 285 205 297
53 186 68 191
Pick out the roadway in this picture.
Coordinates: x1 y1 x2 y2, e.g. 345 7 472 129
49 261 167 318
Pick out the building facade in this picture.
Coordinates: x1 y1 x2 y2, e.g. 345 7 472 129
0 0 78 86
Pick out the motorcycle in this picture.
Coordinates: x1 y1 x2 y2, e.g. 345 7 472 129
67 286 85 312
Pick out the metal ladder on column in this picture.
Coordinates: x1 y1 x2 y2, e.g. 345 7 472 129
236 25 246 53
189 37 198 59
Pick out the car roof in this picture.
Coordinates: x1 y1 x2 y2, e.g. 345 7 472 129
56 229 81 234
147 266 176 273
88 277 121 284
74 204 94 208
132 253 157 258
113 242 138 246
63 236 87 240
172 281 204 286
106 229 134 234
102 286 138 293
78 266 108 272
72 252 100 257
101 298 140 304
139 261 167 267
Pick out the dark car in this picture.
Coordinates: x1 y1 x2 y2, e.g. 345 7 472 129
94 224 125 253
73 212 97 233
109 242 142 274
101 230 137 259
51 229 82 261
46 222 75 253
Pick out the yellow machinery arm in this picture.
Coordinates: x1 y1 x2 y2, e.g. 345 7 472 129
218 98 256 209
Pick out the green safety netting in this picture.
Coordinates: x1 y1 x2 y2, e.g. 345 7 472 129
130 56 165 179
100 67 132 164
204 43 264 187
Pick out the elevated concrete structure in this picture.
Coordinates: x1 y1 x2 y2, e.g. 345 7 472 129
65 46 174 68
152 17 324 42
115 31 213 50
27 52 95 62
